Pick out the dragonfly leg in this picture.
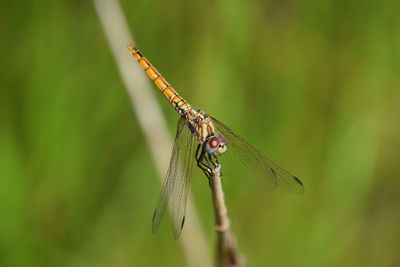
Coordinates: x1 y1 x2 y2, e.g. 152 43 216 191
196 144 212 178
202 149 216 170
215 157 223 177
195 144 207 168
199 160 212 182
207 153 217 168
195 143 201 159
207 154 223 177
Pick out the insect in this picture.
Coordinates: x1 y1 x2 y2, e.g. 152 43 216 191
128 45 304 239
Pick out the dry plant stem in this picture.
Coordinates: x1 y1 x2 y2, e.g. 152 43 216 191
210 165 242 267
92 0 211 266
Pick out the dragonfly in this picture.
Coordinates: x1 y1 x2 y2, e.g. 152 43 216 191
128 45 304 239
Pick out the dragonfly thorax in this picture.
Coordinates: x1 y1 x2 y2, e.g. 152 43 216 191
187 108 215 142
185 108 228 156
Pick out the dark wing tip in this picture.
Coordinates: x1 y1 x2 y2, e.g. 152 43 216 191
152 209 158 233
268 167 277 178
293 176 303 186
292 176 305 194
152 209 157 221
173 216 186 240
181 216 186 229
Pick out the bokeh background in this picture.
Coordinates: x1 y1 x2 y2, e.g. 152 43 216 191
1 0 400 266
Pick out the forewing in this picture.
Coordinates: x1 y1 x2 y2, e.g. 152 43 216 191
212 117 304 194
152 117 197 239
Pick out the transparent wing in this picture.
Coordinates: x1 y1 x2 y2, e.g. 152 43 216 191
212 117 304 194
152 117 197 239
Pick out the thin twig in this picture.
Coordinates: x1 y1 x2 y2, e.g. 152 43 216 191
92 1 212 266
210 165 242 267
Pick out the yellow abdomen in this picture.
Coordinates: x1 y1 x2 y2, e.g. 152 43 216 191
128 45 191 115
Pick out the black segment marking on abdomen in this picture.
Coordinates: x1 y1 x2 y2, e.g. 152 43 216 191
136 51 143 58
171 95 181 104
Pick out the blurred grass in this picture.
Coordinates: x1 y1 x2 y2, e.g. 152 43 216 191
1 0 400 266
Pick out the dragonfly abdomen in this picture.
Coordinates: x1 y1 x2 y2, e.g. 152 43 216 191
128 45 191 115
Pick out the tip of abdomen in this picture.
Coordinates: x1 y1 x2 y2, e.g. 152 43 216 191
127 43 137 51
127 44 143 60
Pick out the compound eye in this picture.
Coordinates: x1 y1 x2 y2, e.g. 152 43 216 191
208 136 219 148
218 134 227 144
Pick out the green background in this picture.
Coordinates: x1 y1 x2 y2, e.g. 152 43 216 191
1 0 400 266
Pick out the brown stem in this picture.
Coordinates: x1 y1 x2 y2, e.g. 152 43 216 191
210 165 242 267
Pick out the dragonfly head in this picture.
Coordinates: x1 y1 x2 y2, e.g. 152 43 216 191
205 135 227 157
